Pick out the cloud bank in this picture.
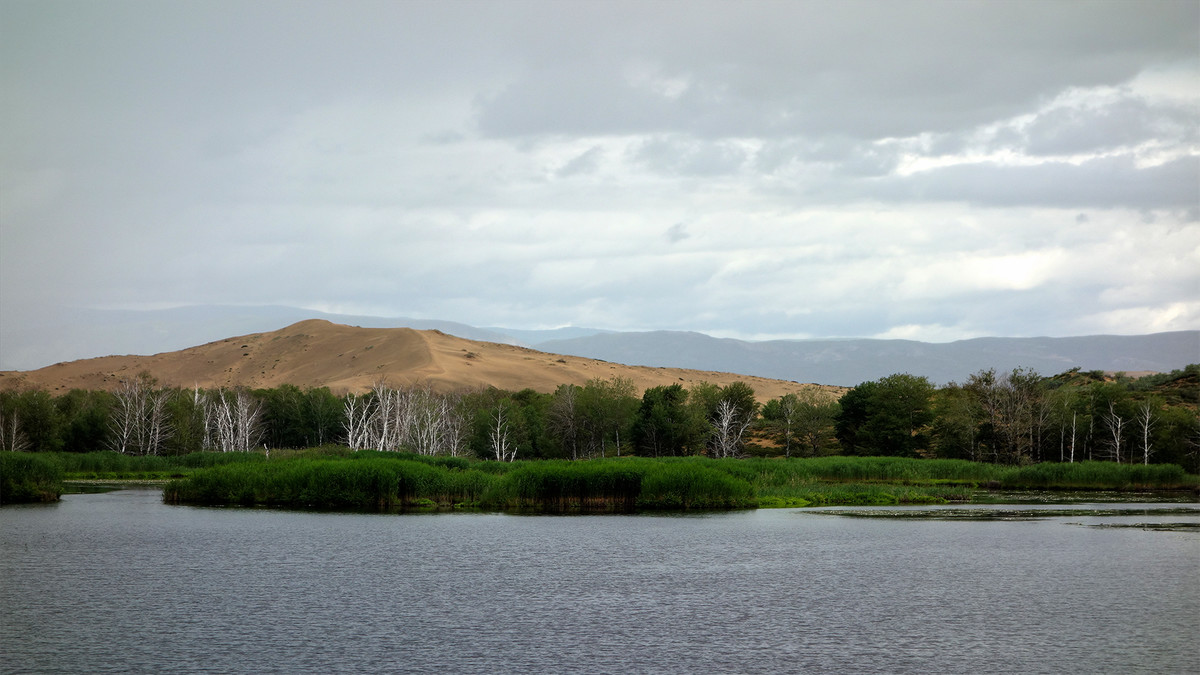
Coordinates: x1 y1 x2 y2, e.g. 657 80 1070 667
2 0 1197 355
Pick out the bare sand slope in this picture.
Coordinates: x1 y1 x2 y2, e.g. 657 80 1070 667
0 320 844 401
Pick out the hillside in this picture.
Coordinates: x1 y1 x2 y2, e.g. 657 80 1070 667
0 320 843 402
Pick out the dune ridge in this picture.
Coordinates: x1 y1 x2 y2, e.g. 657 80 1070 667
0 319 843 401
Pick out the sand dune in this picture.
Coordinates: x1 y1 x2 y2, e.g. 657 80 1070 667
0 320 844 401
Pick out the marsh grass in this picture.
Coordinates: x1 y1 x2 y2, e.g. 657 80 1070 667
163 457 495 510
996 461 1192 489
164 455 759 512
1 452 64 504
149 453 1200 512
757 482 975 507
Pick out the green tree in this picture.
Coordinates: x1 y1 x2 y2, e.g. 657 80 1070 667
792 390 840 457
577 377 639 458
761 394 800 457
634 384 703 457
56 389 112 452
834 380 878 455
932 383 981 461
835 374 935 457
260 384 308 449
12 389 64 453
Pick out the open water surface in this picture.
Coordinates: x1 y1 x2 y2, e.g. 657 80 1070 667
2 490 1198 674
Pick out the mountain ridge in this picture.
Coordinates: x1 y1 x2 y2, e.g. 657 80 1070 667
533 330 1199 386
2 304 1195 387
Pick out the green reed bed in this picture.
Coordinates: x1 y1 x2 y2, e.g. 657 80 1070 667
164 457 495 510
996 461 1194 490
474 458 756 511
732 456 1004 487
1 452 65 504
164 455 760 512
45 450 266 480
153 453 1200 512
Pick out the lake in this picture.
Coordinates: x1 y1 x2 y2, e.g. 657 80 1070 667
2 490 1198 674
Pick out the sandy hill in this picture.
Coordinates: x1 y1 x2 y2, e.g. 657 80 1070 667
0 320 844 402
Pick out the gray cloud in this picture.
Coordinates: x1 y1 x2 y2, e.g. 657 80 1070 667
633 136 749 176
882 156 1200 212
475 1 1199 140
1022 96 1200 156
2 0 1198 367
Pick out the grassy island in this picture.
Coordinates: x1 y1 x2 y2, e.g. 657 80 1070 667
3 450 1195 510
159 451 1195 512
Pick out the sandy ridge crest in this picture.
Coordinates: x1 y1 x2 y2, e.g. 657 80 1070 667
0 319 844 402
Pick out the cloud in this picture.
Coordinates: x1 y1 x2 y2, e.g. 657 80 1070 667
474 1 1199 141
1021 96 1199 156
1 0 1198 362
881 155 1200 211
666 223 690 243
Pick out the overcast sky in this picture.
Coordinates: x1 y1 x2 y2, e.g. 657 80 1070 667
3 0 1198 348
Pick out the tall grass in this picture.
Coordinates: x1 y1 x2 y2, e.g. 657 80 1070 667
164 457 498 510
154 453 1199 512
47 450 265 477
997 461 1191 489
165 456 758 512
1 453 64 504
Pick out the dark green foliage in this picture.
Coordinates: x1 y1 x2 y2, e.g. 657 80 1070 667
258 385 345 449
633 384 705 457
55 389 113 452
3 390 65 453
0 452 64 503
836 374 935 457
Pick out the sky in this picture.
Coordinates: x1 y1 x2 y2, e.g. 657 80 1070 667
2 0 1198 349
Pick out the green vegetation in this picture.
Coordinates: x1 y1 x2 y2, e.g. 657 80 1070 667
1 452 64 504
153 453 1196 513
1 364 1196 479
995 461 1190 490
4 448 1192 511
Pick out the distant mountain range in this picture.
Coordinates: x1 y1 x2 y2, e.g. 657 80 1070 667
2 305 1196 386
534 331 1199 386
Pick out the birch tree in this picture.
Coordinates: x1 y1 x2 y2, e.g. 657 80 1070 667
710 399 753 458
1135 399 1158 465
204 388 264 452
490 404 516 462
108 374 172 456
343 392 375 450
1103 400 1126 464
0 409 29 452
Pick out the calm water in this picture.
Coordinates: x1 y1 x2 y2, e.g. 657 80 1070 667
2 490 1198 674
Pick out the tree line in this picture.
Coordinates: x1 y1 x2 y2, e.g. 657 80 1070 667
1 365 1196 470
